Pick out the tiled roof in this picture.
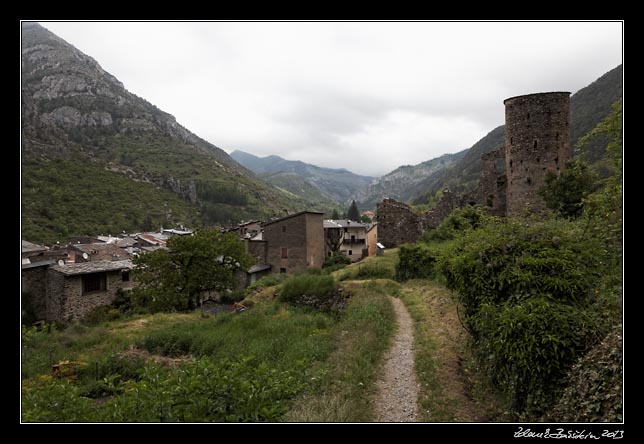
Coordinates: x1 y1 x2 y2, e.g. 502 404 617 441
50 260 133 276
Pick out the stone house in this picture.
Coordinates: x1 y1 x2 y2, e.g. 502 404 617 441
45 260 134 322
262 211 325 275
366 223 378 257
324 219 369 262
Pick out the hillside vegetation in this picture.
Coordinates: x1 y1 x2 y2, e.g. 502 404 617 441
21 23 311 244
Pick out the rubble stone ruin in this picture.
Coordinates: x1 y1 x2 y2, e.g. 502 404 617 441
504 92 571 215
377 91 571 247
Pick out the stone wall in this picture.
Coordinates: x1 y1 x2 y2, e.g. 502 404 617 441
423 189 462 230
46 269 135 322
366 224 378 257
21 266 49 320
263 212 324 275
305 213 325 269
246 240 267 264
376 198 423 247
504 92 571 215
462 147 507 217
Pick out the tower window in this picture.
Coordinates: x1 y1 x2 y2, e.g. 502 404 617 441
510 137 513 145
527 112 530 120
556 132 559 141
527 177 532 185
534 140 538 148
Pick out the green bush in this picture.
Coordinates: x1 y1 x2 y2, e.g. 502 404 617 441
279 274 337 304
81 306 122 326
420 205 489 243
323 251 351 268
22 356 305 422
395 242 443 281
438 217 612 418
440 218 603 319
471 297 602 415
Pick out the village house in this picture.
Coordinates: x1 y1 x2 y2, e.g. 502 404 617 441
45 260 135 322
323 219 370 262
262 211 325 275
238 220 262 239
362 210 375 221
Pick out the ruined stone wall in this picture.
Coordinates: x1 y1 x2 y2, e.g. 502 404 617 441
423 189 462 230
462 147 507 217
504 92 571 215
376 198 422 247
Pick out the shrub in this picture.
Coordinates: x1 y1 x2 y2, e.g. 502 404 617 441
323 251 351 268
471 297 602 416
440 218 603 319
395 242 442 281
420 205 489 243
546 325 623 422
81 306 122 326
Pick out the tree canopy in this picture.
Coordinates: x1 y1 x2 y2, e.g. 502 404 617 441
132 230 253 312
347 200 360 222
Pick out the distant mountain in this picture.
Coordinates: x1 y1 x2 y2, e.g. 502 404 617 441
354 151 467 209
230 150 373 204
411 64 623 205
260 171 339 210
21 22 307 244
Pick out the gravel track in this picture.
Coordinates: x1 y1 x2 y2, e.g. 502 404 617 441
373 296 420 422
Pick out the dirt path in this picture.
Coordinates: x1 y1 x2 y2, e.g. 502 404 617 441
373 296 420 422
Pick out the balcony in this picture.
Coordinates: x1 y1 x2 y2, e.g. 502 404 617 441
342 238 366 246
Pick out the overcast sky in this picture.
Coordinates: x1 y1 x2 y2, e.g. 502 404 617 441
38 21 622 177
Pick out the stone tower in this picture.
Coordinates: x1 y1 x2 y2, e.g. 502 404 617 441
504 92 571 215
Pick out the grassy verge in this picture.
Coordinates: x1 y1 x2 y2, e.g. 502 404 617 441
283 280 395 422
398 279 496 422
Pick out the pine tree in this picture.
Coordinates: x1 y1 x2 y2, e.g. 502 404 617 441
331 209 340 220
347 200 360 221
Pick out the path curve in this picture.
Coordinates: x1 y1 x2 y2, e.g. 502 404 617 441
373 296 420 422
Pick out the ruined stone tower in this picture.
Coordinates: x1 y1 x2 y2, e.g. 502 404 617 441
504 92 571 215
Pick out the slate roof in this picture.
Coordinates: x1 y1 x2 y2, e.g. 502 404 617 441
50 260 133 276
22 240 48 253
323 219 366 229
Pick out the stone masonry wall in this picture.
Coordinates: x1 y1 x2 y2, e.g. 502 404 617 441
423 189 462 230
462 147 507 217
376 199 422 247
305 213 325 269
264 213 324 275
21 266 48 320
504 92 571 215
46 270 135 322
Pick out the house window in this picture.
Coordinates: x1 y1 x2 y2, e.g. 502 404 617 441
121 270 130 282
280 268 287 274
282 226 287 233
82 273 106 294
348 250 353 256
328 252 332 257
281 247 288 259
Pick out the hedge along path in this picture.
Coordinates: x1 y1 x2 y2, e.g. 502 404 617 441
373 296 420 422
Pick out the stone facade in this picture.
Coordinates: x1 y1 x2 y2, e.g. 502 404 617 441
376 199 423 247
366 223 378 257
462 147 507 217
21 264 50 320
45 260 135 322
246 240 267 265
504 92 571 215
263 211 324 275
424 189 462 230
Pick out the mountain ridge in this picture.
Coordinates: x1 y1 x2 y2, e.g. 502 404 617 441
21 22 310 244
230 149 373 204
